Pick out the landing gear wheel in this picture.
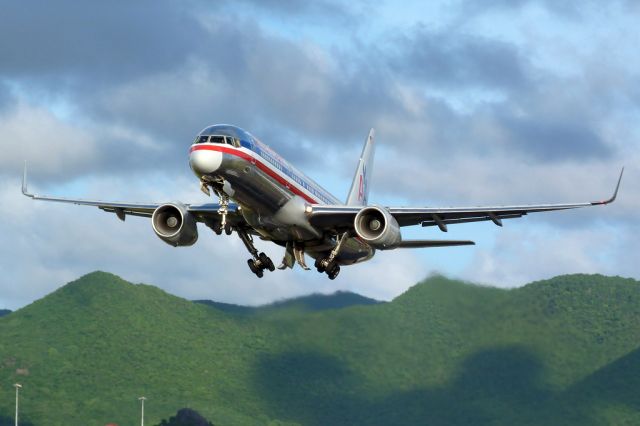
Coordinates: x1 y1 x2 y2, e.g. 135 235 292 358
247 259 258 274
238 228 274 276
224 224 233 235
247 259 263 278
327 264 340 280
259 252 275 272
317 233 348 277
214 225 223 236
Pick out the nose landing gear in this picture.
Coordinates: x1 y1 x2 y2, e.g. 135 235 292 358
200 176 235 236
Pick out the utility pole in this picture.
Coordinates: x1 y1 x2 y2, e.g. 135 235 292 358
14 383 22 426
138 396 146 426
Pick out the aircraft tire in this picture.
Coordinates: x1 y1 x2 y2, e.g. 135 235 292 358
258 253 275 271
315 258 327 273
247 259 260 275
327 264 340 280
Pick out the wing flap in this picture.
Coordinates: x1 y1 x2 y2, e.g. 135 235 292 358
420 213 525 228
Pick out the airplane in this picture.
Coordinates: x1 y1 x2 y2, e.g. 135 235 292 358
22 124 624 279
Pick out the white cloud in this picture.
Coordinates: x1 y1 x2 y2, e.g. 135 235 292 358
460 223 636 287
0 172 429 309
0 0 638 310
0 101 97 177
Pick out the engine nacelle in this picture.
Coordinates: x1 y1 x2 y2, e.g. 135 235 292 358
354 206 401 249
151 202 198 247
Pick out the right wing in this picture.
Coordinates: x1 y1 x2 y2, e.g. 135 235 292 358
21 164 248 229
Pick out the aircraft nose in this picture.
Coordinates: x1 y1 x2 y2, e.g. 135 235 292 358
189 147 223 176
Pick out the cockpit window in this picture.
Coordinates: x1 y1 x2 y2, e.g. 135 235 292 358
209 136 225 144
193 134 241 146
198 124 254 145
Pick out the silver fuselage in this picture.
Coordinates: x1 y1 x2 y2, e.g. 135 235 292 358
189 125 374 265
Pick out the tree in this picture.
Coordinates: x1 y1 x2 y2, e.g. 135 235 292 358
156 408 214 426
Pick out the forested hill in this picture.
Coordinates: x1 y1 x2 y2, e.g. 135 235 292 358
0 271 638 425
194 290 381 315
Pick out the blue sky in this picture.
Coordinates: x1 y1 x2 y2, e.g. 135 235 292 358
0 0 638 309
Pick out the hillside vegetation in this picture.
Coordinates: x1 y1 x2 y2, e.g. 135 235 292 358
0 272 638 425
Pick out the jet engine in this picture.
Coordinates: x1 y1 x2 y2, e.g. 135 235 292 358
354 206 401 249
151 203 198 247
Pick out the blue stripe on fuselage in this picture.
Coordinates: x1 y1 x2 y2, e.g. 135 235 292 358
238 138 341 205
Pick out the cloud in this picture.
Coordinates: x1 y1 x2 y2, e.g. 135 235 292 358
458 0 629 19
0 0 637 309
461 223 640 287
231 0 358 23
390 28 531 91
0 100 97 177
0 173 428 310
0 0 208 87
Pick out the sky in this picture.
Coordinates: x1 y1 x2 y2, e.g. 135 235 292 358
0 0 638 310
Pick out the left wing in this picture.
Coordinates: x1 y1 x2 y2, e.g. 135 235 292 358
309 168 624 233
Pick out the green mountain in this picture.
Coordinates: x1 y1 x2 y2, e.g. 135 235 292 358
195 291 381 315
0 271 638 425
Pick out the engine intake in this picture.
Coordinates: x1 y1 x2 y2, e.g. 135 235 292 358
152 202 198 247
354 206 401 249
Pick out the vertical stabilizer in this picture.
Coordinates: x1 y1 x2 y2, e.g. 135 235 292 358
346 129 375 206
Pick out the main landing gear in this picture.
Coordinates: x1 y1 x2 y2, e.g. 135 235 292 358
237 227 275 278
314 232 348 280
315 258 340 280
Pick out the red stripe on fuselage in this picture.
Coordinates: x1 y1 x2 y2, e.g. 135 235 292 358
190 144 319 204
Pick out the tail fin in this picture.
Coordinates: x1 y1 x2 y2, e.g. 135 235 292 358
346 128 375 206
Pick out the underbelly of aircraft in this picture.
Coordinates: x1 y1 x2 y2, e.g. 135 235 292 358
217 155 321 241
212 154 374 265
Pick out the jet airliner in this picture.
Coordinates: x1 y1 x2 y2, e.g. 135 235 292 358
22 125 623 279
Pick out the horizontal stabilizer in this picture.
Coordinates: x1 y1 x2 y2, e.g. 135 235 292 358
396 240 475 248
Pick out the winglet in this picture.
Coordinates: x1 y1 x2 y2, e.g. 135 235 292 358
22 161 34 198
592 167 624 205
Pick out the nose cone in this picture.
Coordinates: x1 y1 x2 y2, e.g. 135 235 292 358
189 147 223 176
